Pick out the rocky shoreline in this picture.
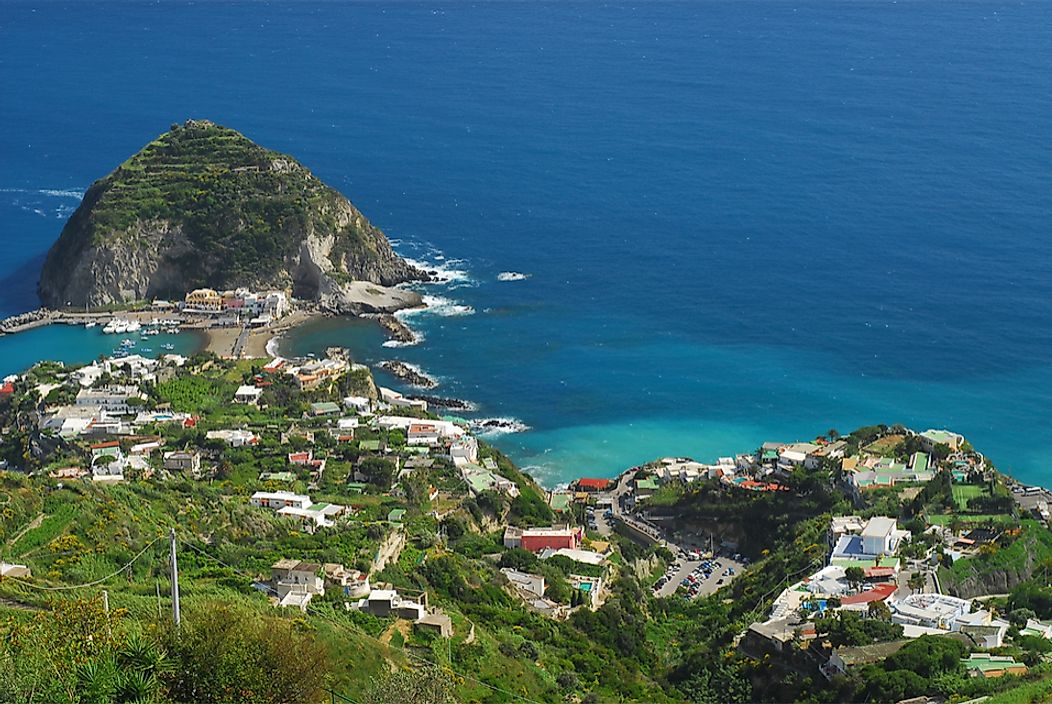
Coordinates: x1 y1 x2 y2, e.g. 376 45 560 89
376 314 417 344
408 394 477 412
377 361 437 389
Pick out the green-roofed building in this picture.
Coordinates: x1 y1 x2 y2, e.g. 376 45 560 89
962 653 1027 677
259 471 296 483
387 508 406 523
310 401 341 416
347 482 369 495
359 440 381 452
830 556 900 570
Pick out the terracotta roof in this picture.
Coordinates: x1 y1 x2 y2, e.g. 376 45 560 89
840 583 896 606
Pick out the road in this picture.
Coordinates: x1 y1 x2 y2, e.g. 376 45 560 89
231 326 250 359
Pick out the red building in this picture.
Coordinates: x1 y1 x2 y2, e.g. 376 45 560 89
504 526 584 552
575 478 612 492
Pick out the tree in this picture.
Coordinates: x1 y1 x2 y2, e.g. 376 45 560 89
163 601 333 703
358 456 396 488
908 572 927 593
845 566 865 590
360 666 456 704
868 600 892 621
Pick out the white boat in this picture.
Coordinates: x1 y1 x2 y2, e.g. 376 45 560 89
84 321 97 329
126 321 141 332
161 343 175 351
120 338 136 347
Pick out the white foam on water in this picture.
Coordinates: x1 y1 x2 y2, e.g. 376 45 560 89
497 271 530 282
471 417 531 436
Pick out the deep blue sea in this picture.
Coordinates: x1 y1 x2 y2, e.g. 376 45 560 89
2 2 1051 487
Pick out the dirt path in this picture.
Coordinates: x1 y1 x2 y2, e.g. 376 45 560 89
379 619 412 646
6 513 44 550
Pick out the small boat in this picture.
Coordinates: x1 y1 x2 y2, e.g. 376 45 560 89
120 338 136 347
141 347 153 353
161 343 175 351
84 321 97 329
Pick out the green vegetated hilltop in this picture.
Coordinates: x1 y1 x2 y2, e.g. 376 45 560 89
5 354 1052 703
37 120 422 311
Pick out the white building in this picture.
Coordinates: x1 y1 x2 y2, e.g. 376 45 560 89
251 491 312 510
234 385 263 405
205 429 259 447
891 593 971 631
75 386 143 415
343 395 372 413
450 436 479 466
270 559 324 611
501 568 547 598
407 423 442 446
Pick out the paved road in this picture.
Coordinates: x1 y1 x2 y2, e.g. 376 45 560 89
231 326 250 359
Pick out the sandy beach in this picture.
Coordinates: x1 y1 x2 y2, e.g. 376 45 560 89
201 308 326 359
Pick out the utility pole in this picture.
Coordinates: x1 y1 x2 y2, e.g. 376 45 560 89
102 589 111 636
169 528 181 628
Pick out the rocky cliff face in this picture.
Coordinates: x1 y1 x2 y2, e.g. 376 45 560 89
38 120 424 313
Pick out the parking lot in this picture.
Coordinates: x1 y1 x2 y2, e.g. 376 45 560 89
652 549 748 600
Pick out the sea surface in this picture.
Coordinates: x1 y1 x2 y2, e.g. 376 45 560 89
2 2 1051 487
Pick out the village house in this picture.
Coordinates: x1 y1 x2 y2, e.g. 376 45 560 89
343 395 372 413
163 450 201 474
270 559 324 610
205 429 259 447
233 385 263 405
294 359 348 390
962 653 1027 678
183 288 223 313
461 464 519 497
378 387 427 412
504 526 583 552
75 386 143 415
251 490 313 510
323 563 371 599
408 423 442 446
501 568 546 598
574 477 612 492
450 436 479 465
920 429 964 453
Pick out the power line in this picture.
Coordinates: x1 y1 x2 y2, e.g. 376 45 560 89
4 533 165 592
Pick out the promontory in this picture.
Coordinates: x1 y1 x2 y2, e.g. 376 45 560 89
37 119 424 313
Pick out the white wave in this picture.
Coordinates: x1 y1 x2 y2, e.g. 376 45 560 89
497 271 530 282
382 334 422 348
0 187 84 199
399 294 475 318
403 256 472 286
471 417 531 436
265 336 281 357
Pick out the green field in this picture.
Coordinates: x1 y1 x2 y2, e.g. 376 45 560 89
951 483 987 511
928 513 1015 526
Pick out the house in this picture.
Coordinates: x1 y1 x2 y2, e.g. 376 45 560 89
270 559 324 610
343 395 372 413
388 508 406 523
184 288 223 313
323 563 371 598
891 593 972 631
75 386 143 415
356 589 427 621
40 405 100 437
276 502 345 532
635 477 659 499
49 466 87 480
205 429 258 447
920 429 964 452
288 451 314 466
501 568 546 598
378 387 427 412
955 609 1011 648
259 471 296 483
450 436 479 465
415 611 453 638
504 526 583 552
962 653 1027 678
295 360 348 390
251 491 312 510
574 477 612 492
163 450 201 474
408 423 442 446
461 464 519 497
309 401 341 417
779 442 822 470
831 516 910 563
90 441 126 482
234 385 263 405
262 357 287 374
0 562 31 579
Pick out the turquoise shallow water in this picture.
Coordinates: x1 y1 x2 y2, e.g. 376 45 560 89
0 325 203 378
2 2 1051 486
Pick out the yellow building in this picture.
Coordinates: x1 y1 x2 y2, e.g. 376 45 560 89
184 288 222 312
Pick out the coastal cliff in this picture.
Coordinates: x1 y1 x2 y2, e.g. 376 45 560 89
38 120 424 313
